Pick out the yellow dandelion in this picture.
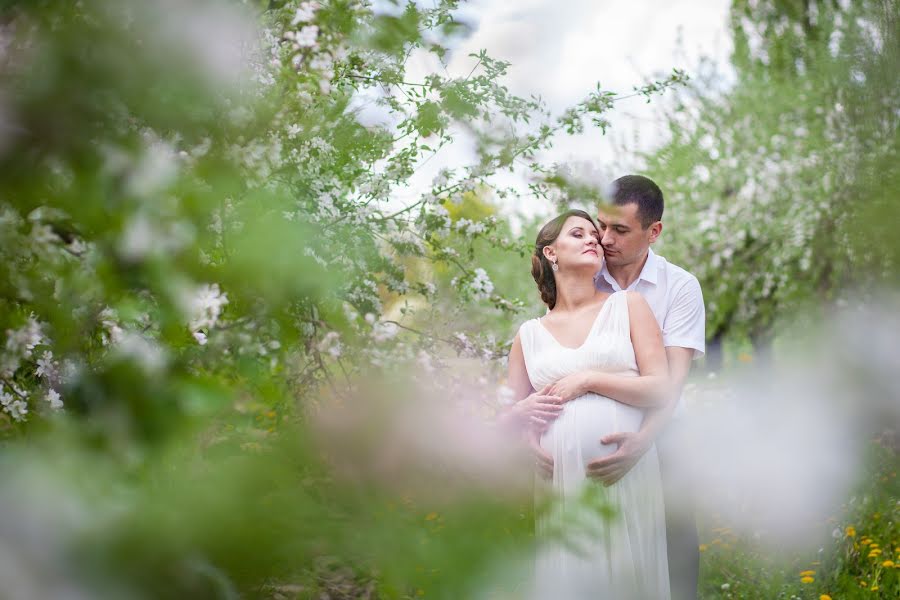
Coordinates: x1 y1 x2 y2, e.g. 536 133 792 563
425 512 438 521
800 570 816 577
820 595 832 600
846 526 857 537
699 544 709 552
861 538 871 546
871 585 879 591
801 576 815 584
869 542 879 548
868 549 882 558
882 560 895 568
860 581 867 587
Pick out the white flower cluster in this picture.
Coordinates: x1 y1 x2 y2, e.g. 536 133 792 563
118 213 195 262
188 283 229 343
366 313 399 343
2 316 44 378
115 331 168 373
0 384 28 421
454 218 486 236
99 307 125 346
317 331 342 359
469 268 494 301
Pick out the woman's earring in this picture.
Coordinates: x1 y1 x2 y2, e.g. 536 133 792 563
551 260 559 272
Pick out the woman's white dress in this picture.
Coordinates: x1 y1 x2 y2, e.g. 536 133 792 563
518 291 670 599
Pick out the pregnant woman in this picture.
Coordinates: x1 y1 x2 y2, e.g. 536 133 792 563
506 209 671 599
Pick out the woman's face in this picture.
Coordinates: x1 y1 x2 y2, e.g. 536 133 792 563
545 216 602 271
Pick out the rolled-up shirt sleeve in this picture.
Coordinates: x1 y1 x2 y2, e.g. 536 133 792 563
662 276 706 358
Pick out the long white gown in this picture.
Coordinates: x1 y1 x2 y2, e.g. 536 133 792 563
518 291 670 599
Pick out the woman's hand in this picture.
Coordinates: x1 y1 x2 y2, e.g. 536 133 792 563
545 371 590 402
506 384 564 432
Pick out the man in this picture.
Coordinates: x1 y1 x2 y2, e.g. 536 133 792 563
592 174 705 599
538 175 705 599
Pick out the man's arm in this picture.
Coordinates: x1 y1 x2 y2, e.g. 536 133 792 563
585 346 693 485
586 276 705 485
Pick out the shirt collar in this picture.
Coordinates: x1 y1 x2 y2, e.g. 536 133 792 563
595 248 659 291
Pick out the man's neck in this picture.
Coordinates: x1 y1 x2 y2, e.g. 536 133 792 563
607 249 650 290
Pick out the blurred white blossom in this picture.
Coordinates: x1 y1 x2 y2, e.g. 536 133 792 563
188 283 229 333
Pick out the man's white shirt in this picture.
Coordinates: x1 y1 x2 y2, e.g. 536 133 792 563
594 248 706 417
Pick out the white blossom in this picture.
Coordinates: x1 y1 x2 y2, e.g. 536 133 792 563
0 385 28 422
295 25 319 48
317 331 342 358
372 320 398 343
115 331 167 373
35 350 57 380
99 307 125 346
5 316 44 358
291 2 318 26
496 384 515 406
45 388 63 410
416 349 435 374
469 268 494 301
188 283 229 332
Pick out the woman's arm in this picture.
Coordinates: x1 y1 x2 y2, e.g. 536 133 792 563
546 292 670 408
497 333 564 429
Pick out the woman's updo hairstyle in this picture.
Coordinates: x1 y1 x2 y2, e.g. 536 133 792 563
531 209 598 310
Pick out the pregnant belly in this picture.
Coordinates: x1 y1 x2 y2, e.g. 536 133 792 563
540 393 644 466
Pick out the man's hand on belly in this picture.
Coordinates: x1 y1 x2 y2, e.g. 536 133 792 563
585 431 651 486
545 371 589 402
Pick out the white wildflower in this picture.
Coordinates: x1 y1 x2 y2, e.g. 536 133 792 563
192 331 208 345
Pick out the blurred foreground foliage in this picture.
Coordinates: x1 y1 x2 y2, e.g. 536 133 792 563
0 0 685 597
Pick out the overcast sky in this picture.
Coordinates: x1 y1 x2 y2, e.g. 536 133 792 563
390 0 734 215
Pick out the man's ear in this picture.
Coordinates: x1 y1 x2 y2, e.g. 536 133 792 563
648 221 663 244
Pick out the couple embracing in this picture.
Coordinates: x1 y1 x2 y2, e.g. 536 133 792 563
503 175 705 599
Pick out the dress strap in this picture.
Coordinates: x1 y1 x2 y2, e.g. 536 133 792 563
598 291 631 338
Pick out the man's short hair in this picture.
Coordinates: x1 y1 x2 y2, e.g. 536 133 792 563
611 175 664 228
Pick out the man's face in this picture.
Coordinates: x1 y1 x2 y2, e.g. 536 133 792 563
596 203 660 268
